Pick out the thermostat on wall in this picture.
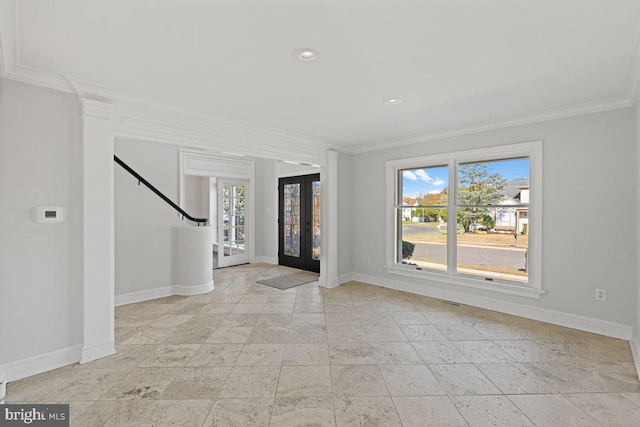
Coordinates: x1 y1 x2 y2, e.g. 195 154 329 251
32 206 67 223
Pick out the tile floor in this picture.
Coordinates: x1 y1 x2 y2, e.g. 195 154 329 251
6 263 640 426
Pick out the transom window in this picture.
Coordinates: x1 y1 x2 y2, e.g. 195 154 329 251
386 141 543 299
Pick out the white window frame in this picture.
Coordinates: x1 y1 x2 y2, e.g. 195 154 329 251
385 141 544 299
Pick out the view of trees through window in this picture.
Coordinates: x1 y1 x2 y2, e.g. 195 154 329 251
399 157 530 283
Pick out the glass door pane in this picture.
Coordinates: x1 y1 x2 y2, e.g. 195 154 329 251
283 183 301 257
218 180 249 268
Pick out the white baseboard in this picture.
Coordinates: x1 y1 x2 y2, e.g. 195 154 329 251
174 281 215 296
115 286 174 306
254 257 278 265
1 345 82 383
351 273 632 340
631 328 640 381
80 341 115 364
339 273 353 284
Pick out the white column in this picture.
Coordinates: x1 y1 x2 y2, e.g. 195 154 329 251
80 99 116 363
320 150 339 288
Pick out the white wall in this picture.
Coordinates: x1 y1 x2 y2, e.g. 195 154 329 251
253 158 277 262
635 103 640 348
351 108 637 326
114 139 186 296
337 152 353 277
0 79 83 365
184 175 210 220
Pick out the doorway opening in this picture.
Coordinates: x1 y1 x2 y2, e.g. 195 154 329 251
278 174 320 273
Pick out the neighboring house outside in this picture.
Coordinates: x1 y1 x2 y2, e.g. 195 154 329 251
493 178 529 234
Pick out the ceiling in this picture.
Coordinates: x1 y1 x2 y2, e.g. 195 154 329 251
2 0 640 151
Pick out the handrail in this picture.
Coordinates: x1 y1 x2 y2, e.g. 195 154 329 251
114 155 208 225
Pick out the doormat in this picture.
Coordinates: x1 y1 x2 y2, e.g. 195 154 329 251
256 272 320 290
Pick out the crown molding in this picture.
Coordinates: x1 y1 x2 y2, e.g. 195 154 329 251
345 96 634 154
623 21 640 105
0 0 17 76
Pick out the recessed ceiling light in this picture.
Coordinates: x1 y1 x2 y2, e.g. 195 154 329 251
293 48 318 62
384 98 402 105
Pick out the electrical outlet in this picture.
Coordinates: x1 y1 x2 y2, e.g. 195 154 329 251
364 256 370 264
595 289 606 301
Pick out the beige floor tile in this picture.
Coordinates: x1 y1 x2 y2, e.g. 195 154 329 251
329 343 377 365
471 323 525 340
271 396 335 427
452 395 535 427
136 303 178 315
115 314 161 328
206 326 253 343
380 365 444 396
294 302 325 313
424 311 464 325
204 398 273 426
353 301 387 312
363 324 408 342
101 367 180 400
163 327 214 344
209 294 242 304
289 326 328 344
283 343 330 365
85 344 157 369
393 396 468 427
46 369 129 401
6 366 77 402
200 303 235 314
218 366 280 398
277 366 333 397
247 327 292 344
565 393 640 427
436 324 488 341
357 312 396 326
411 341 470 364
331 365 388 396
389 311 430 325
325 312 362 326
149 314 194 328
167 303 207 314
235 343 286 366
268 293 297 303
453 340 516 363
138 344 201 367
383 301 418 312
494 339 558 362
370 342 423 365
399 325 448 341
71 400 154 426
263 302 295 313
221 313 261 327
523 361 640 393
121 327 175 345
138 399 213 427
255 313 293 327
161 366 231 399
239 294 271 304
508 394 601 426
621 392 640 406
334 396 402 427
327 325 368 343
290 313 326 327
428 363 501 395
475 363 556 394
114 327 138 344
183 314 228 328
186 344 243 366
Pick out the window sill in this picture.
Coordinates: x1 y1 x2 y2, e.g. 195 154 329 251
385 265 546 299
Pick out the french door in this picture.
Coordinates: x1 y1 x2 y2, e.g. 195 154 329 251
278 174 320 273
217 180 249 268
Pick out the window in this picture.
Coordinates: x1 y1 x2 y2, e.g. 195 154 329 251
386 141 543 299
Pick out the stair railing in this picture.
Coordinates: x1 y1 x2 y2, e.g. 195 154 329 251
114 155 208 226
